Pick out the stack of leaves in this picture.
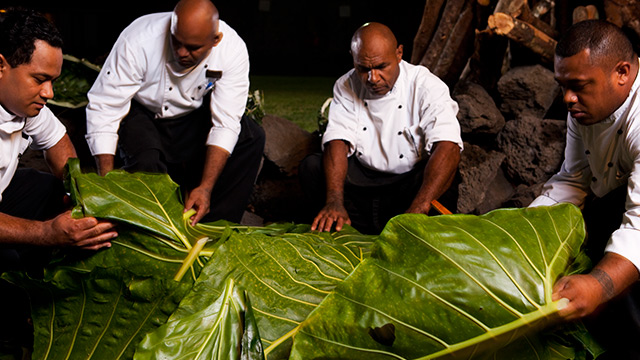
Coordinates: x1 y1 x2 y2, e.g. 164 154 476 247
2 159 603 359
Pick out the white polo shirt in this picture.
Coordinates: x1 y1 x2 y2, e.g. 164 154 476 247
86 13 250 156
530 59 640 271
0 105 66 201
323 60 463 175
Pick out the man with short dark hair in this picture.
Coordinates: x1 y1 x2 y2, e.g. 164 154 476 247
86 0 264 225
0 8 117 351
530 19 640 357
0 8 116 267
300 22 462 234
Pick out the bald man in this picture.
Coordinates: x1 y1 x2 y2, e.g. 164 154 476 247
86 0 264 225
529 20 640 357
300 23 462 234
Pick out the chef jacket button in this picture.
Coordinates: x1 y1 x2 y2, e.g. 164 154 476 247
364 102 368 107
169 87 173 91
191 97 195 100
204 64 208 68
399 154 404 159
358 151 363 156
592 177 597 182
618 129 623 135
363 127 367 131
164 106 168 111
198 86 202 90
107 71 111 75
398 105 402 109
608 162 614 168
397 131 402 135
585 150 590 155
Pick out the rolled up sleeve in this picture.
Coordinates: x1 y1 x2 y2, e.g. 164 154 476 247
207 41 250 154
86 37 144 156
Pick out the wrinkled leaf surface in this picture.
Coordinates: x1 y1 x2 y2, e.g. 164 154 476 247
290 204 589 359
135 278 264 360
3 267 190 360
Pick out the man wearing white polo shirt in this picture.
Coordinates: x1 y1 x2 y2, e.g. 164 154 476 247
300 22 462 234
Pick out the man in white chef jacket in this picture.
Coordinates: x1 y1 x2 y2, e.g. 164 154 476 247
300 22 462 234
86 0 265 225
530 20 640 358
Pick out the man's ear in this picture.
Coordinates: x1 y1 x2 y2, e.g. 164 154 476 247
615 60 632 85
396 44 403 63
212 32 224 47
0 54 7 79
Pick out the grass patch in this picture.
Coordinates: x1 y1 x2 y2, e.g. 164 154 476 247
250 75 335 133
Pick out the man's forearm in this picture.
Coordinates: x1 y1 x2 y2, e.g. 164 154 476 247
94 154 115 176
592 252 639 302
200 145 230 192
407 141 460 214
323 140 349 205
44 134 77 179
0 212 48 246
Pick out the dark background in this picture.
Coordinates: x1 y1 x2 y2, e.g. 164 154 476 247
5 0 426 76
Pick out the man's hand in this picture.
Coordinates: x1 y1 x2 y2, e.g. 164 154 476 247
552 252 639 321
46 210 117 250
552 273 606 321
311 201 351 232
184 186 212 226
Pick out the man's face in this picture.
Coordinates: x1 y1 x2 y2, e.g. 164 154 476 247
170 14 220 69
352 40 403 97
0 40 62 118
554 49 628 125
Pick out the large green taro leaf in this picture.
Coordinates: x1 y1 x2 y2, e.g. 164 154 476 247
50 227 208 282
289 204 589 359
170 227 376 359
2 267 190 360
66 158 233 252
135 278 264 360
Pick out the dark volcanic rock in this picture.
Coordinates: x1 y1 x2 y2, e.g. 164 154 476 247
498 116 566 186
497 65 560 119
457 142 506 214
454 81 505 135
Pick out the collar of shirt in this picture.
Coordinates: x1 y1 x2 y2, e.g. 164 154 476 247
0 104 25 134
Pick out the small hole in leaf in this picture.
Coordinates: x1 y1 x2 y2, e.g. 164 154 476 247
368 323 395 346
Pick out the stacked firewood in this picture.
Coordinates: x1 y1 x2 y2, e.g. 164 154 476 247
414 0 640 88
410 0 640 214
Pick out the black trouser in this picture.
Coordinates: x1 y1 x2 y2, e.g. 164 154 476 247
0 168 64 351
0 168 64 273
118 100 265 223
581 185 640 359
299 153 457 234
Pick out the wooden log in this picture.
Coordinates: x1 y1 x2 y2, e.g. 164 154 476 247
494 0 527 16
411 0 447 64
460 29 508 91
420 0 467 70
604 0 640 44
432 0 476 84
519 0 558 38
573 5 599 24
487 12 557 63
494 0 557 38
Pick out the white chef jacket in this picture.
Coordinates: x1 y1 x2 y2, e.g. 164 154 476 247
530 59 640 271
85 13 249 156
323 60 463 175
0 105 66 202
